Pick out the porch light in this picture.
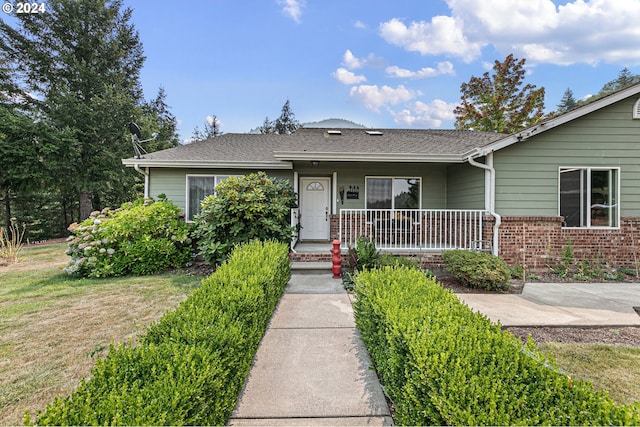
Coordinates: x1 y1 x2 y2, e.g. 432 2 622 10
311 161 319 167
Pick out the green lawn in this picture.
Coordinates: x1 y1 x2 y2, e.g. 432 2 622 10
0 243 201 425
540 342 640 405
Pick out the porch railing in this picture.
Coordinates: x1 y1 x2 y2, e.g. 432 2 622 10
339 209 489 251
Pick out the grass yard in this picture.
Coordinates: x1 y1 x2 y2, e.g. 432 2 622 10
539 342 640 405
0 243 201 425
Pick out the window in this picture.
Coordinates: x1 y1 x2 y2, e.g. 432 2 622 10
366 177 421 209
559 167 619 228
186 175 234 221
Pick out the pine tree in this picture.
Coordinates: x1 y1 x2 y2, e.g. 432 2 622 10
0 0 145 220
257 116 276 134
557 88 578 113
274 100 300 134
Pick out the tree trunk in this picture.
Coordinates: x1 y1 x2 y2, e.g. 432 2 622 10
3 192 11 238
79 191 93 221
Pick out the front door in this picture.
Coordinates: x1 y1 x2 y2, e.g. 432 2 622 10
300 177 330 241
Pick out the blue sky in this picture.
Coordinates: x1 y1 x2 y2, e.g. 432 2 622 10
14 0 640 142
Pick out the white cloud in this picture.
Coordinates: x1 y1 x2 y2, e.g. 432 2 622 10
354 20 366 29
205 115 223 128
349 84 416 113
386 61 454 79
342 49 384 70
448 0 640 66
379 17 483 62
333 67 367 85
277 0 305 23
390 99 458 127
379 0 640 67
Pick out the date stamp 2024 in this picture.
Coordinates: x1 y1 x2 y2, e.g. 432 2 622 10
3 2 47 14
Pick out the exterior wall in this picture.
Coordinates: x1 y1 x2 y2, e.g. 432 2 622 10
293 161 449 212
496 215 640 270
493 97 640 216
446 162 486 209
147 168 293 213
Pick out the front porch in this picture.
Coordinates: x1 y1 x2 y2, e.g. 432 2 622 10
338 209 491 252
290 208 492 268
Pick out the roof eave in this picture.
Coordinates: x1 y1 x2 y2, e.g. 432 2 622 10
121 159 293 170
272 151 465 163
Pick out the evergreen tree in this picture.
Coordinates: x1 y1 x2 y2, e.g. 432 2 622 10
192 115 223 142
600 68 640 94
274 100 299 134
257 116 276 134
454 54 545 134
557 88 578 113
137 87 180 152
0 0 145 220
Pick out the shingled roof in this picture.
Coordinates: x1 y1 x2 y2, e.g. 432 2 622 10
122 127 505 168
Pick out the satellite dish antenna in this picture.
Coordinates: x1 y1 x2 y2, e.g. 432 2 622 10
129 122 142 141
127 122 157 159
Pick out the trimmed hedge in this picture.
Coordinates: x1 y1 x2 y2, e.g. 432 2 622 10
353 267 640 426
442 249 510 290
28 240 290 426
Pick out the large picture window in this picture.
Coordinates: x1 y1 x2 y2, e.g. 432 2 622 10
366 177 421 209
186 175 234 221
559 167 619 228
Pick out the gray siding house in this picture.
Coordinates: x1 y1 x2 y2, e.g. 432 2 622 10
123 83 640 269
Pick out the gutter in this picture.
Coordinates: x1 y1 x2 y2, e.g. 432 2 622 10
466 152 501 257
133 163 150 199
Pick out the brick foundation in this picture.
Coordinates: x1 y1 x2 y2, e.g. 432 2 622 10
496 216 640 270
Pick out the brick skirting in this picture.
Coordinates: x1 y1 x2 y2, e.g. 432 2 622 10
496 216 640 270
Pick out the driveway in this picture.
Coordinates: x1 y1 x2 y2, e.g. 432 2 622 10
457 282 640 327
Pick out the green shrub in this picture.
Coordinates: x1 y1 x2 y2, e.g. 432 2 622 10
347 236 380 272
376 253 419 269
353 267 640 426
191 172 297 265
64 198 193 278
29 240 290 426
442 249 510 290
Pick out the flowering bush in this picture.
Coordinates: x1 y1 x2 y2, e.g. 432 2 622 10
64 198 193 277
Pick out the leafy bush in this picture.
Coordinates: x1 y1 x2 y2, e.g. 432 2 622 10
353 267 640 426
442 249 510 290
64 198 192 278
28 240 290 426
376 253 419 269
347 236 380 272
191 172 297 265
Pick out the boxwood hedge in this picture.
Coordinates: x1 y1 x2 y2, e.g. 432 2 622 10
28 240 290 426
353 267 640 426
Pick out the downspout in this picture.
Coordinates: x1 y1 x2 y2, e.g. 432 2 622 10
133 164 150 199
466 152 501 256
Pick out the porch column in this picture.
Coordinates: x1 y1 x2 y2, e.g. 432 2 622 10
332 171 338 214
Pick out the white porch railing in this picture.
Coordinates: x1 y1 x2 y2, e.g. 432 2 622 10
339 209 489 251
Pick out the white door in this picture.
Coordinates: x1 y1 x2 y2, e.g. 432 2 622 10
300 177 330 241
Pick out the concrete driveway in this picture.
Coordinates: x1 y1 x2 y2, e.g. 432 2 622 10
457 282 640 327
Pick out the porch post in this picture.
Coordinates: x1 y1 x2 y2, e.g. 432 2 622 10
332 171 338 214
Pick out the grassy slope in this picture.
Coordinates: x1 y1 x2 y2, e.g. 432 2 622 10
0 243 201 425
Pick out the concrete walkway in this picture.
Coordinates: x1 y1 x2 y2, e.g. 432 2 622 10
228 273 392 426
458 282 640 327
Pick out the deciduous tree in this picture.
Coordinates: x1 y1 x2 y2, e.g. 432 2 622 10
454 54 545 134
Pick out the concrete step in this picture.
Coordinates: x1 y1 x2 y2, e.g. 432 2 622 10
290 261 333 271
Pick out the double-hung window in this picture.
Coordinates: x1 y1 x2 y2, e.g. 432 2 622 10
186 175 234 221
559 167 619 228
365 177 421 209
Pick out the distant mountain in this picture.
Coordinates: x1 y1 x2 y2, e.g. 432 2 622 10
302 118 368 129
